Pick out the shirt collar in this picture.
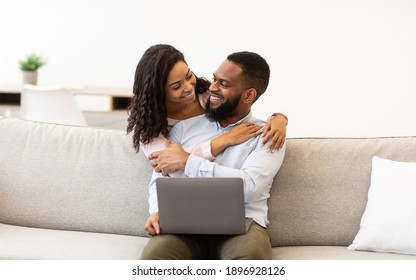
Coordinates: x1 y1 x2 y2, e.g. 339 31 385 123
213 111 254 130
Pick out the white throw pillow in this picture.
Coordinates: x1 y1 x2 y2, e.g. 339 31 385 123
348 156 416 255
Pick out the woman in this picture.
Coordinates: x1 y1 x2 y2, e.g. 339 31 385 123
127 44 288 159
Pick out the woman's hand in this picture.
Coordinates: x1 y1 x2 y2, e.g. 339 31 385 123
261 114 288 152
210 123 262 156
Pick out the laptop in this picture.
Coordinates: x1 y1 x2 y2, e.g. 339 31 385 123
156 177 253 235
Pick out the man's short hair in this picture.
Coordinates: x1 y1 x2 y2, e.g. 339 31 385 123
227 51 270 101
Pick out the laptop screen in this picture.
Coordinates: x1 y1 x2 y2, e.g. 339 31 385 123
156 177 250 235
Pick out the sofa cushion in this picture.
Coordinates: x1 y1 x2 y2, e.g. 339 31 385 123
268 137 416 247
0 223 149 259
272 246 416 260
0 117 153 237
348 156 416 255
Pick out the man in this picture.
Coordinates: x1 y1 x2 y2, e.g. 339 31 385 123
141 51 285 260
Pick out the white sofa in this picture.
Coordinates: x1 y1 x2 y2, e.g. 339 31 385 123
0 116 415 259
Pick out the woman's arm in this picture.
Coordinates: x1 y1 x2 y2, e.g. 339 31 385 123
211 113 289 156
145 112 288 162
210 123 262 156
144 123 263 161
185 122 262 159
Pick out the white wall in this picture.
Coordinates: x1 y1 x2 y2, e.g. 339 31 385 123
1 0 416 138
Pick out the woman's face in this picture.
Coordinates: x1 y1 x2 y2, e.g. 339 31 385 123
165 61 197 106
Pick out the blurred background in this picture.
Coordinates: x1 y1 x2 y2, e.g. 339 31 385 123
1 0 415 137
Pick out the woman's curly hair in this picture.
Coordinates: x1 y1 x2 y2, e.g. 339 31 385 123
127 44 210 153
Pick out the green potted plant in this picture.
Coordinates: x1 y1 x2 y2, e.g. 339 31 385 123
19 53 46 85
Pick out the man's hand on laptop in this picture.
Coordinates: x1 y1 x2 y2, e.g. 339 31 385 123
148 141 189 176
144 212 160 235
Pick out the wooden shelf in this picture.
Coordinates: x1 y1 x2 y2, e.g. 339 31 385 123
0 84 133 112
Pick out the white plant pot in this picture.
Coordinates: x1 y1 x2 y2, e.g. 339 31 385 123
23 71 38 85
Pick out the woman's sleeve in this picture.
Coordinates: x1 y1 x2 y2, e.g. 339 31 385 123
142 134 215 161
184 140 215 161
141 135 170 158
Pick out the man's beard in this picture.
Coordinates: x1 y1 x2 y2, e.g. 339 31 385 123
205 94 241 122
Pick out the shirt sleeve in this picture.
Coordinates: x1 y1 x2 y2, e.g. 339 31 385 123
185 140 215 161
142 134 214 160
268 112 288 123
147 170 164 214
184 141 286 203
141 135 169 158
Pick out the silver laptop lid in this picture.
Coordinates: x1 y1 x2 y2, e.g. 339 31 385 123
156 177 249 235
